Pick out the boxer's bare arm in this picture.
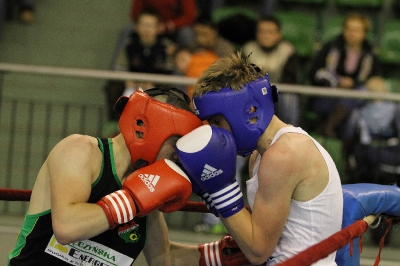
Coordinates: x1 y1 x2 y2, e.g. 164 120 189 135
143 211 199 266
44 134 109 244
221 149 295 264
222 134 329 264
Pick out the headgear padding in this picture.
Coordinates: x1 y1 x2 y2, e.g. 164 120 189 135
117 89 202 166
193 75 278 156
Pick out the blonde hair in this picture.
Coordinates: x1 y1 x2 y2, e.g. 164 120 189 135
366 76 386 93
343 13 371 33
193 52 265 97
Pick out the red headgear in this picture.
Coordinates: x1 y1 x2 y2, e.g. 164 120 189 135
116 89 202 166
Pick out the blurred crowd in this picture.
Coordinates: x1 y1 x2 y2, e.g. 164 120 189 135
99 0 400 237
2 0 398 238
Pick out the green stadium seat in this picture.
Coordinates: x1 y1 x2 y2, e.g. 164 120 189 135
379 20 400 65
335 0 383 8
275 11 317 58
211 6 258 24
321 15 344 45
283 0 327 4
385 78 400 93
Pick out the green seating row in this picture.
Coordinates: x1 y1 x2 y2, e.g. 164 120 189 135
274 11 400 64
283 0 383 8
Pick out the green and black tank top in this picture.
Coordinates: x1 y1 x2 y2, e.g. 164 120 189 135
8 138 147 266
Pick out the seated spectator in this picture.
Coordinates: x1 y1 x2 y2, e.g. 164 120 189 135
346 77 397 145
130 0 197 46
185 49 219 101
191 14 235 58
344 77 400 184
172 45 193 75
171 45 193 93
185 15 235 100
125 9 175 75
243 15 300 126
123 9 176 96
308 12 382 138
184 15 236 234
103 9 175 136
345 78 400 245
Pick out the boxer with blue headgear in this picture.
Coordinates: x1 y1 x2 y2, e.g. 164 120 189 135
193 74 278 156
176 52 343 265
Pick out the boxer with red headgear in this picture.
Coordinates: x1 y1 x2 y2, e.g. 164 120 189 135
176 52 343 265
115 87 202 167
11 87 251 266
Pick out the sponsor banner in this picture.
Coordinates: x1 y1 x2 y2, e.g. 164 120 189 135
45 235 134 266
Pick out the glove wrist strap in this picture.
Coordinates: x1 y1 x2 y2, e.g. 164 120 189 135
209 181 244 218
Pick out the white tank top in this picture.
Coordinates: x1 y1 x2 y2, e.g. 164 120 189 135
246 127 343 265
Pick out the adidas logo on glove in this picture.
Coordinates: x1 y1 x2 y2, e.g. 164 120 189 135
201 164 223 181
139 174 160 192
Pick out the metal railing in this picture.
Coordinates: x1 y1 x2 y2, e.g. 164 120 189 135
0 62 399 216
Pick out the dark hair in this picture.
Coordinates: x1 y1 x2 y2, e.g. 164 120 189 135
173 45 193 58
114 87 192 115
145 87 192 112
258 15 281 31
135 8 160 23
195 14 218 30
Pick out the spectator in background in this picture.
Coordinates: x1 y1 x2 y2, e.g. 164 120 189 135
344 77 400 184
185 15 235 101
344 77 400 245
103 9 176 136
171 45 193 93
243 15 300 126
173 45 193 76
185 15 236 234
308 12 382 139
130 0 197 46
123 9 176 96
191 14 235 58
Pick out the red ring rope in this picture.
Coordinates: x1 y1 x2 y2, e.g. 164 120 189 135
0 188 209 211
1 187 399 266
0 188 32 201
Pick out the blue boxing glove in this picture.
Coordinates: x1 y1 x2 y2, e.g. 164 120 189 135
176 125 244 218
192 178 219 217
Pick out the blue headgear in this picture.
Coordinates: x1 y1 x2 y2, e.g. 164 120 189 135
193 74 279 156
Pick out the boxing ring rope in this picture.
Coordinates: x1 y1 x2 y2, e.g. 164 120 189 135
1 187 399 266
0 188 32 202
276 216 400 266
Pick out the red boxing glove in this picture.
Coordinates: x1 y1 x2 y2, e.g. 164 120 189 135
199 235 251 266
97 159 192 229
